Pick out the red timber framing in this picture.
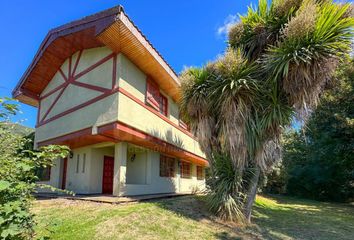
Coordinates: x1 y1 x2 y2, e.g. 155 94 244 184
33 50 203 164
37 50 117 127
35 48 196 139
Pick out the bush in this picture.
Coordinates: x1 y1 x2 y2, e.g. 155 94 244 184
0 98 69 239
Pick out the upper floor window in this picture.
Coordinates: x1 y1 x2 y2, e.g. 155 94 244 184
146 79 160 111
146 78 168 117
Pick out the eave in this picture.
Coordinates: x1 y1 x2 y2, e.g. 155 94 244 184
12 5 180 106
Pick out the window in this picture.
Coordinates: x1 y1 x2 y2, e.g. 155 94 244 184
36 166 51 181
146 79 160 111
76 154 80 173
196 166 204 180
180 161 191 178
160 155 175 177
82 153 86 173
146 78 168 116
159 94 168 116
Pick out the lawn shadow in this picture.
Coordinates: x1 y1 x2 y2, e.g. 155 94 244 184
214 231 243 240
152 195 260 240
152 195 212 222
146 194 354 240
252 194 354 240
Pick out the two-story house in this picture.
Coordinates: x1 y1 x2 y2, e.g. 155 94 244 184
12 6 208 196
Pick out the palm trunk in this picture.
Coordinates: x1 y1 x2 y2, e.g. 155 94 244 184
244 167 260 223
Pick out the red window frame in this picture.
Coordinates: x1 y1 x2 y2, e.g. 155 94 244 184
146 78 169 117
160 155 176 177
180 161 191 179
146 79 160 111
159 93 168 116
196 166 204 180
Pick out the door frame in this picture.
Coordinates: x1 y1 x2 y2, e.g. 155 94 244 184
102 156 114 194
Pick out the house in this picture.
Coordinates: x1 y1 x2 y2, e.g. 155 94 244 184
12 6 208 196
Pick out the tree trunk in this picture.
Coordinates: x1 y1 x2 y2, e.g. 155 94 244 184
244 167 261 223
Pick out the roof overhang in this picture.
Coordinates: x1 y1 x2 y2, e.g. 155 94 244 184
13 6 180 106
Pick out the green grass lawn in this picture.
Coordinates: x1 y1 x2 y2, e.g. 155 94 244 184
33 195 354 240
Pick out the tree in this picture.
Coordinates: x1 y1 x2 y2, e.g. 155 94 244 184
270 59 354 202
0 98 69 239
179 0 354 223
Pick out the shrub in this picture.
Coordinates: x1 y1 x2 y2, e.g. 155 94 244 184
0 98 69 239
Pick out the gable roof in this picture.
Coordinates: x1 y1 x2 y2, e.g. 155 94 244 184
13 6 180 106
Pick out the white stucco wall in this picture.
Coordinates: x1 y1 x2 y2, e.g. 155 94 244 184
64 145 114 194
118 53 146 102
66 147 91 193
118 143 206 196
126 149 148 184
39 142 205 196
117 54 204 158
117 92 204 157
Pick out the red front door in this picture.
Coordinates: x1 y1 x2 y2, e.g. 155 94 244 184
61 158 68 190
102 156 114 194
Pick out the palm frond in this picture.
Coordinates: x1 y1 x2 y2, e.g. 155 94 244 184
207 50 261 169
262 1 354 114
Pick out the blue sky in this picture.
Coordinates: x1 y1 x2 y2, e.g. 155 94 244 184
0 0 255 127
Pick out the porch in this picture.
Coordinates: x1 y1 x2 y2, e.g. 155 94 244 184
41 141 206 197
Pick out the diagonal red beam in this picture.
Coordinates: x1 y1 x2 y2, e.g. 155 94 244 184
39 85 67 123
71 81 110 93
37 89 118 127
71 50 83 77
38 51 120 124
39 82 67 100
74 53 115 80
58 68 68 82
68 56 72 78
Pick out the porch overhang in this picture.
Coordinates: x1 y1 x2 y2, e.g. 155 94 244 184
13 5 180 106
37 121 208 167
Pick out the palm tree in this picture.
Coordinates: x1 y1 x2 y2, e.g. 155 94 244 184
179 0 354 223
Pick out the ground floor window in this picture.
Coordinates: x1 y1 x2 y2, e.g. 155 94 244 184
196 166 204 180
180 161 191 178
36 166 51 181
160 155 175 177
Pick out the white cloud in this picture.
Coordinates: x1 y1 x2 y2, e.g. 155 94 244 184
217 14 238 36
